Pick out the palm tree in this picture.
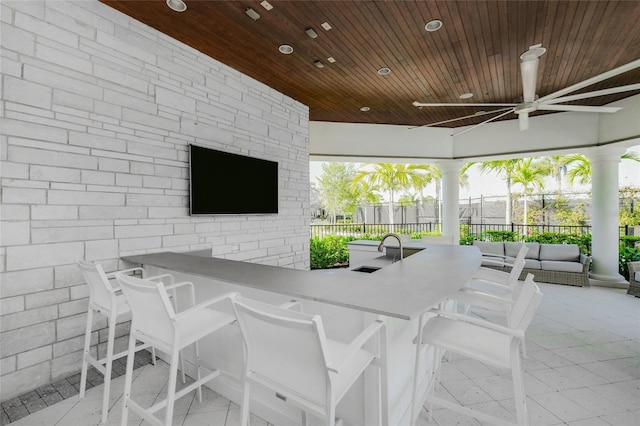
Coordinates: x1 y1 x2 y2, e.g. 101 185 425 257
353 163 429 228
351 179 381 224
478 159 520 224
511 158 545 232
566 151 640 185
565 154 592 186
539 155 572 191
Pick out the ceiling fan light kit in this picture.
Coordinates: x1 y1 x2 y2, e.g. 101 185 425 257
412 44 640 134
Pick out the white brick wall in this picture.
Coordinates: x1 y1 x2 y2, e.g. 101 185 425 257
0 0 310 400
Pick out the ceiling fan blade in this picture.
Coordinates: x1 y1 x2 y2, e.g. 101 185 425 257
409 108 513 129
537 104 623 113
452 109 514 137
543 83 640 105
520 58 539 103
412 101 517 107
538 58 640 103
519 113 529 130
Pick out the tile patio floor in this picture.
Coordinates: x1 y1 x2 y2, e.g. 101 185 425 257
3 282 639 425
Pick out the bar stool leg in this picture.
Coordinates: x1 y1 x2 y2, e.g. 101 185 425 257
100 313 117 423
240 378 250 426
121 333 137 426
164 346 181 426
410 313 425 426
194 340 203 402
79 307 94 399
511 344 529 426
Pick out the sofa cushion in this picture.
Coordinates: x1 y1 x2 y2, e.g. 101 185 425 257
504 242 540 259
539 244 580 262
541 260 584 273
635 271 640 282
504 242 522 258
473 241 504 256
524 259 542 269
504 256 541 269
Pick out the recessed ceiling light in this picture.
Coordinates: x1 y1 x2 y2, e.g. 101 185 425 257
377 67 391 76
278 44 294 54
327 57 336 63
360 106 370 112
305 28 318 39
459 92 473 99
245 7 260 20
314 60 325 68
425 19 443 32
166 0 187 12
474 110 486 115
321 22 332 31
260 1 273 10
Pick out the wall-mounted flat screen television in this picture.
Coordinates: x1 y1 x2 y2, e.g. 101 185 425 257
189 144 278 215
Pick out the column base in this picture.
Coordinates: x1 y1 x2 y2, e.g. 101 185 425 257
588 272 629 289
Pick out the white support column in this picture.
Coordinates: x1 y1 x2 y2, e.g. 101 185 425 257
437 161 464 244
588 146 628 286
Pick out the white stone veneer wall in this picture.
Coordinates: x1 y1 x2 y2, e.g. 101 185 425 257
0 0 310 400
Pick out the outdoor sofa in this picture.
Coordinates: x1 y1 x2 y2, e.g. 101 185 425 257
472 241 591 287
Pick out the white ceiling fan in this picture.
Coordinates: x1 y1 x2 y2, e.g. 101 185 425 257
412 44 640 135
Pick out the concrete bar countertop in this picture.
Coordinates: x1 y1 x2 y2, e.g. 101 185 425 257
122 244 481 320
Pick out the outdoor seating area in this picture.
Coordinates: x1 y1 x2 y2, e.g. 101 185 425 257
4 280 638 426
473 241 592 287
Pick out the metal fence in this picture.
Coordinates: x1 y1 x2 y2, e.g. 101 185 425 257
310 222 439 239
311 222 636 239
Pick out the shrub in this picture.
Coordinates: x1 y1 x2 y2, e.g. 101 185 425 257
482 230 519 242
619 245 640 280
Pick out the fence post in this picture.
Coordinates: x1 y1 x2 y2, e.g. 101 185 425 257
511 222 515 233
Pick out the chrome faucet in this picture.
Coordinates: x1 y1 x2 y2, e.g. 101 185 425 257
378 233 404 261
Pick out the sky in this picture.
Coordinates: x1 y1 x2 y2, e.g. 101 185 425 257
309 145 640 200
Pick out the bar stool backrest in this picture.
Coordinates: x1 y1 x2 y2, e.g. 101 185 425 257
77 259 117 313
117 273 176 351
233 296 331 409
506 245 529 290
509 274 543 333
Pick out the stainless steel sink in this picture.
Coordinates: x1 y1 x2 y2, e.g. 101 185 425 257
351 266 381 273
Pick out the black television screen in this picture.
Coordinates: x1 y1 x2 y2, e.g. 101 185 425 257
189 145 278 215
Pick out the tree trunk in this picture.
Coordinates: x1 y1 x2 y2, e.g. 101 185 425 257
506 176 513 225
523 192 528 235
388 189 395 231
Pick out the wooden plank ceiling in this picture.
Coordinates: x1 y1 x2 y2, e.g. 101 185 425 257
101 0 640 128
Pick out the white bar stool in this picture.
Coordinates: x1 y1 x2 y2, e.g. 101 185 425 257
231 294 389 426
411 274 543 426
76 260 157 424
116 273 236 426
